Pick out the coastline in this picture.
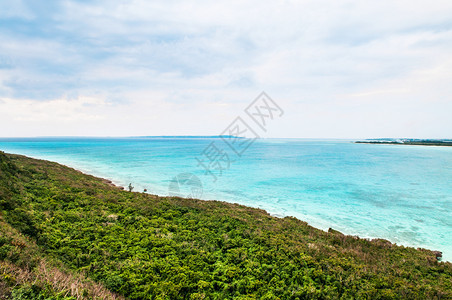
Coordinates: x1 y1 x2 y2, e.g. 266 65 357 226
2 150 451 298
52 163 452 262
2 150 448 262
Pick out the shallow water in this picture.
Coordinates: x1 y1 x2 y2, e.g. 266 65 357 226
0 137 451 261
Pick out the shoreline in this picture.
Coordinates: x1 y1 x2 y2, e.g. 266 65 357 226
2 150 448 262
3 150 451 297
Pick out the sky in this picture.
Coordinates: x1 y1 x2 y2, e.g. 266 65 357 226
0 0 451 138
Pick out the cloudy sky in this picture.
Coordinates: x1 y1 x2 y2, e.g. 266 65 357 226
1 0 451 138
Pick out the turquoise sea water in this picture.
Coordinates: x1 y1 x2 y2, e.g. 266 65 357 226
0 137 451 261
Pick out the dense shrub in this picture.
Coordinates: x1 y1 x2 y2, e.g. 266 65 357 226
1 151 451 299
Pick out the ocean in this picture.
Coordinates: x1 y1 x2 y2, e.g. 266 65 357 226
0 137 451 261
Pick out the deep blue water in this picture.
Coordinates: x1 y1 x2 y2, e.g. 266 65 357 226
0 137 451 260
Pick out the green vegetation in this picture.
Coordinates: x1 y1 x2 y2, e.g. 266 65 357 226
1 151 451 299
355 139 452 146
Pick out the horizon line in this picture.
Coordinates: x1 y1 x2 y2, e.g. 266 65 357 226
0 136 451 140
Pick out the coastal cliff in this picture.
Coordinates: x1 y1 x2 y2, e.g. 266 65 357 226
1 151 451 299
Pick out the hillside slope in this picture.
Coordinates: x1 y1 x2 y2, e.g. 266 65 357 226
0 151 451 299
0 151 124 299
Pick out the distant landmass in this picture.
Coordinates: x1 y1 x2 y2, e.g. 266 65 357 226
356 138 452 146
136 135 241 139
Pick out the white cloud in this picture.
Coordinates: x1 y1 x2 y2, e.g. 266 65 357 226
0 96 106 122
0 0 452 137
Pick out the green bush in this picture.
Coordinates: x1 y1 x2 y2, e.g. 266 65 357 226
0 151 451 299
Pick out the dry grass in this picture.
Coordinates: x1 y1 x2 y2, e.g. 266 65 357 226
36 260 124 299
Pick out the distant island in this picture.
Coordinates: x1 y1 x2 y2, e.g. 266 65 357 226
136 135 240 139
356 138 452 146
